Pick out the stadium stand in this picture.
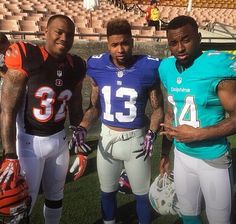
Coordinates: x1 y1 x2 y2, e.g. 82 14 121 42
0 0 235 42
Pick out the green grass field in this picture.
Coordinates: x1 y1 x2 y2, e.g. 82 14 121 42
29 134 236 224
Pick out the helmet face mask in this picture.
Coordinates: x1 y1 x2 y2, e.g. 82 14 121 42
149 172 180 216
0 210 30 224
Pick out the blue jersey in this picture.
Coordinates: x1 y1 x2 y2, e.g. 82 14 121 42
159 51 236 159
87 53 161 129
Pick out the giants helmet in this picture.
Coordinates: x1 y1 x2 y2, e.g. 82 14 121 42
149 172 180 215
118 169 132 194
0 161 31 224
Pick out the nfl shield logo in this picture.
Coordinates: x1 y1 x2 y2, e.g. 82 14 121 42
57 70 62 77
176 77 182 84
117 71 124 78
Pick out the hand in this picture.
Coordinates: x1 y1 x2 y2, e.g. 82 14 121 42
160 123 201 143
133 130 156 161
0 159 21 190
69 153 88 180
68 125 92 154
159 155 170 176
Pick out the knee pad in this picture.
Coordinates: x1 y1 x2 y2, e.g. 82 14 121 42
181 215 202 224
45 199 62 209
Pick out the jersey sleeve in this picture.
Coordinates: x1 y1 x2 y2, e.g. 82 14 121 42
216 52 236 77
5 42 27 76
86 53 105 80
209 52 236 92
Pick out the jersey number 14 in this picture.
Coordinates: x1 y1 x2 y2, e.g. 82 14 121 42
168 95 200 128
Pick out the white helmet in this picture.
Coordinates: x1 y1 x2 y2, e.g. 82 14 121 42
149 172 180 216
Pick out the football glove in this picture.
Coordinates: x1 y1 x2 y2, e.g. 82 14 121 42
134 129 157 161
69 153 87 181
0 158 21 191
68 125 92 155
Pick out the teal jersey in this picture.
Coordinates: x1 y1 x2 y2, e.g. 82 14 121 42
159 51 236 159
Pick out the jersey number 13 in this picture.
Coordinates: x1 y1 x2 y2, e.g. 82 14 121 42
102 86 137 122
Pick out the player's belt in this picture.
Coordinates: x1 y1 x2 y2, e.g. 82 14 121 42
101 124 144 153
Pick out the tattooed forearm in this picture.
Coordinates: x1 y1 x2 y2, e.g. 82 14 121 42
149 84 164 132
1 69 27 154
80 79 101 130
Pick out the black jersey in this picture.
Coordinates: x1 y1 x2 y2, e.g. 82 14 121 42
5 42 86 136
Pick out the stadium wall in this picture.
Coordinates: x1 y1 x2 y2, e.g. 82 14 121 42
32 40 235 60
70 41 169 59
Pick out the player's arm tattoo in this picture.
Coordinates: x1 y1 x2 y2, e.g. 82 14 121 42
148 81 164 133
1 69 27 155
79 78 101 130
164 98 174 129
68 81 84 126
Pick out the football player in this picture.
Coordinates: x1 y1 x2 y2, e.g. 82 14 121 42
0 15 86 223
69 18 164 224
159 15 236 224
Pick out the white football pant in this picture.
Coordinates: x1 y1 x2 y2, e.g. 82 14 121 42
97 124 151 195
174 149 232 224
16 129 69 213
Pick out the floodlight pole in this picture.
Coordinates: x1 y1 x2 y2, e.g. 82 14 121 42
187 0 192 12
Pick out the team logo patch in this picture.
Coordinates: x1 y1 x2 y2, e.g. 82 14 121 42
176 77 182 84
57 70 63 77
55 79 63 86
117 71 124 78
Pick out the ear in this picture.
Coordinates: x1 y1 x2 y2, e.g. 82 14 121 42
44 28 48 40
131 38 134 48
198 32 202 42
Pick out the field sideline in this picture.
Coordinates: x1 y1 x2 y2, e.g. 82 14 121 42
29 134 236 224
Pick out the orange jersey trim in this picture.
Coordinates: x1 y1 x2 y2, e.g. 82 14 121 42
5 42 28 76
40 47 48 61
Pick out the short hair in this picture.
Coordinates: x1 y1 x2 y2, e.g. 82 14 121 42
47 14 75 30
167 15 198 32
0 33 9 44
107 19 132 37
150 0 157 5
